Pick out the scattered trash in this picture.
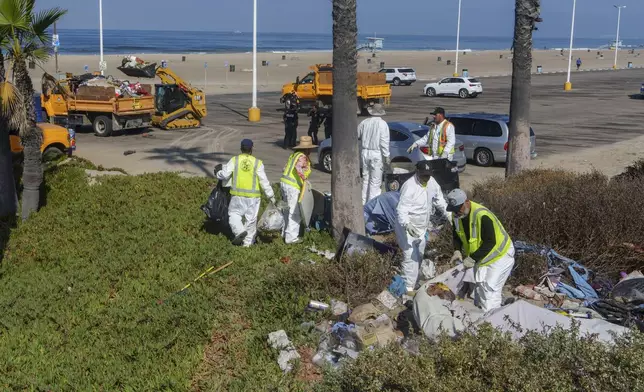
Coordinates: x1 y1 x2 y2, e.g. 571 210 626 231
348 303 379 324
420 259 436 280
268 330 300 373
280 256 291 264
308 300 330 311
308 246 335 260
123 150 136 156
388 275 407 297
331 300 349 317
300 321 316 332
514 285 546 301
141 132 153 138
376 290 399 310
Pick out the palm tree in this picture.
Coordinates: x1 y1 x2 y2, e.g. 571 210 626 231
0 0 66 220
331 0 364 242
506 0 541 177
0 49 29 218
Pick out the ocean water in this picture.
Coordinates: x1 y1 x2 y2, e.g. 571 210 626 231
52 29 644 55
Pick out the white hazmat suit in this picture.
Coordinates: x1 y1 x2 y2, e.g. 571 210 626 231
281 182 302 244
216 156 274 247
358 117 390 205
395 175 448 291
467 244 515 312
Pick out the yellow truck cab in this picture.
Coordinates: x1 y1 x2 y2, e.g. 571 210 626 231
280 64 392 115
10 123 74 158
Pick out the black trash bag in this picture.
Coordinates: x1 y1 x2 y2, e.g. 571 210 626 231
201 182 230 222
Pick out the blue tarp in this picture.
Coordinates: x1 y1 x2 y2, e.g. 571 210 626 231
514 241 598 300
364 192 400 235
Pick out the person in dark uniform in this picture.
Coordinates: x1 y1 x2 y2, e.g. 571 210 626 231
307 105 321 145
323 108 332 140
283 103 299 149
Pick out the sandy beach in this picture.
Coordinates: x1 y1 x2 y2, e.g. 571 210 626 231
31 49 644 96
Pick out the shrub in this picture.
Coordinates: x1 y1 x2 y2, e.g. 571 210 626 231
316 324 644 392
472 169 644 276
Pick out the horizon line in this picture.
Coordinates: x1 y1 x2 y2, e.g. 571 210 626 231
47 28 643 41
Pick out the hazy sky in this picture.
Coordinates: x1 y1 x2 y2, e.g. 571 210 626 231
37 0 643 39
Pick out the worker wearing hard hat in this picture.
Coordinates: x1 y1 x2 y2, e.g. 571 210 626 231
280 136 316 244
358 104 390 205
395 161 449 293
216 139 276 247
407 107 455 161
446 189 515 312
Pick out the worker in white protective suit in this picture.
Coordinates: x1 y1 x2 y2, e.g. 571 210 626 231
357 105 390 205
280 136 315 244
407 107 455 161
216 139 276 247
446 189 515 312
395 161 449 293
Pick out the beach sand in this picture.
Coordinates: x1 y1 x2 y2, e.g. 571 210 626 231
32 49 644 96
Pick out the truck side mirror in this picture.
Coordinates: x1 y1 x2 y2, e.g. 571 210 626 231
295 76 300 85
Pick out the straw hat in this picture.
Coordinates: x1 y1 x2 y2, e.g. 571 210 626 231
293 136 317 149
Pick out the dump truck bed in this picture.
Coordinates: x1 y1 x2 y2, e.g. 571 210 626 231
64 85 155 115
316 71 391 99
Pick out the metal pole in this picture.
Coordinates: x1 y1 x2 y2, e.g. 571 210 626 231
54 22 59 74
565 0 576 85
99 0 104 75
252 0 257 108
613 5 624 69
454 0 461 77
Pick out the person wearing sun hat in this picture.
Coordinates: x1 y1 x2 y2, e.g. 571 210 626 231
280 136 317 244
446 188 515 312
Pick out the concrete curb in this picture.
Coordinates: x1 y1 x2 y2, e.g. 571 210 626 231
416 66 644 82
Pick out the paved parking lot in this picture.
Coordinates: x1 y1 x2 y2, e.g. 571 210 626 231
74 68 644 190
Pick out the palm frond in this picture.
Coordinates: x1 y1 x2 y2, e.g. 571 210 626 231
0 0 31 32
32 7 66 40
0 79 27 133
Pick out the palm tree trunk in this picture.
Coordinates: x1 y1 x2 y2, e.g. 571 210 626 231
14 59 42 220
506 0 540 177
0 51 18 218
331 0 364 242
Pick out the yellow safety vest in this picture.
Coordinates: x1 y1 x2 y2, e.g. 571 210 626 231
452 201 511 267
429 120 455 156
280 152 311 190
230 154 262 198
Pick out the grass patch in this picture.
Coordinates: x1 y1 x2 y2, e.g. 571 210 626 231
0 164 341 390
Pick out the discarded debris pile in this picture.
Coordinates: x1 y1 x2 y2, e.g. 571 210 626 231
68 73 151 99
118 55 157 78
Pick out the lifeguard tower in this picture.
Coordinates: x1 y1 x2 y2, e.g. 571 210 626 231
358 35 384 54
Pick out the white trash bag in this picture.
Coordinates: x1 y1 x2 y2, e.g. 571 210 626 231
420 259 436 280
258 202 285 232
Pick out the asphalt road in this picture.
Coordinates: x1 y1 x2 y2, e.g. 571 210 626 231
74 68 644 190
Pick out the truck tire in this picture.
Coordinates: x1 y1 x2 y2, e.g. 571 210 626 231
93 115 113 137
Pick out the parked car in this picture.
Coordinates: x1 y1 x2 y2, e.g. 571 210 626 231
423 77 482 98
378 67 417 86
317 121 467 173
445 113 537 166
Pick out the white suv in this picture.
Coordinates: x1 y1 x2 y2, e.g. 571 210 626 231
379 67 417 86
423 77 483 98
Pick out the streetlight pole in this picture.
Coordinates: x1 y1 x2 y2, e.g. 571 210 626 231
248 0 260 122
454 0 462 77
99 0 104 75
613 5 625 69
564 0 576 91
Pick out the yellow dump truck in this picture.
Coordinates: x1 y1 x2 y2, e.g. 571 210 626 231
280 64 392 115
41 73 155 137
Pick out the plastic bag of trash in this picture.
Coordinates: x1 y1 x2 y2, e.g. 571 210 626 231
201 182 230 222
258 202 285 232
